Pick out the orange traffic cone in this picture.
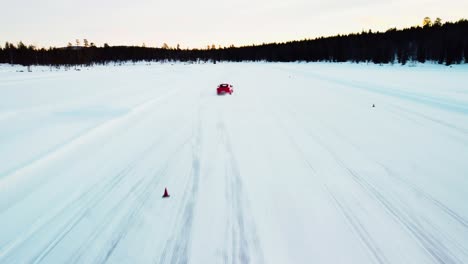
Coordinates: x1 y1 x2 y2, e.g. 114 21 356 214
162 188 170 198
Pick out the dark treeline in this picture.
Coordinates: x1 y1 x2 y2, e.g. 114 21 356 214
1 19 467 66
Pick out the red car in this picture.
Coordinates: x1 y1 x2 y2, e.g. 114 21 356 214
217 83 233 95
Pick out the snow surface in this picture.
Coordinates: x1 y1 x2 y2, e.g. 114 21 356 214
0 62 468 263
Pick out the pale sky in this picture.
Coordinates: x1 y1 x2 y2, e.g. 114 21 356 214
1 0 467 49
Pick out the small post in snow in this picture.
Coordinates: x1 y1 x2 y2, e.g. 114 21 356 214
162 188 170 198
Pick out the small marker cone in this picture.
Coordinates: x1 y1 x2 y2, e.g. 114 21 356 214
162 188 170 198
372 104 375 107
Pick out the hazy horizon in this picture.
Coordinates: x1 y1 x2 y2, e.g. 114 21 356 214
2 0 467 49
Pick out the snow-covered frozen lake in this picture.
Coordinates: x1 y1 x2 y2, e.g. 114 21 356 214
1 62 468 263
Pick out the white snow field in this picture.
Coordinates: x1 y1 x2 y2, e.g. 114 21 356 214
0 62 468 264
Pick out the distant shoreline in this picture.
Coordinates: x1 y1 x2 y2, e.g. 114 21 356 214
1 19 467 66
